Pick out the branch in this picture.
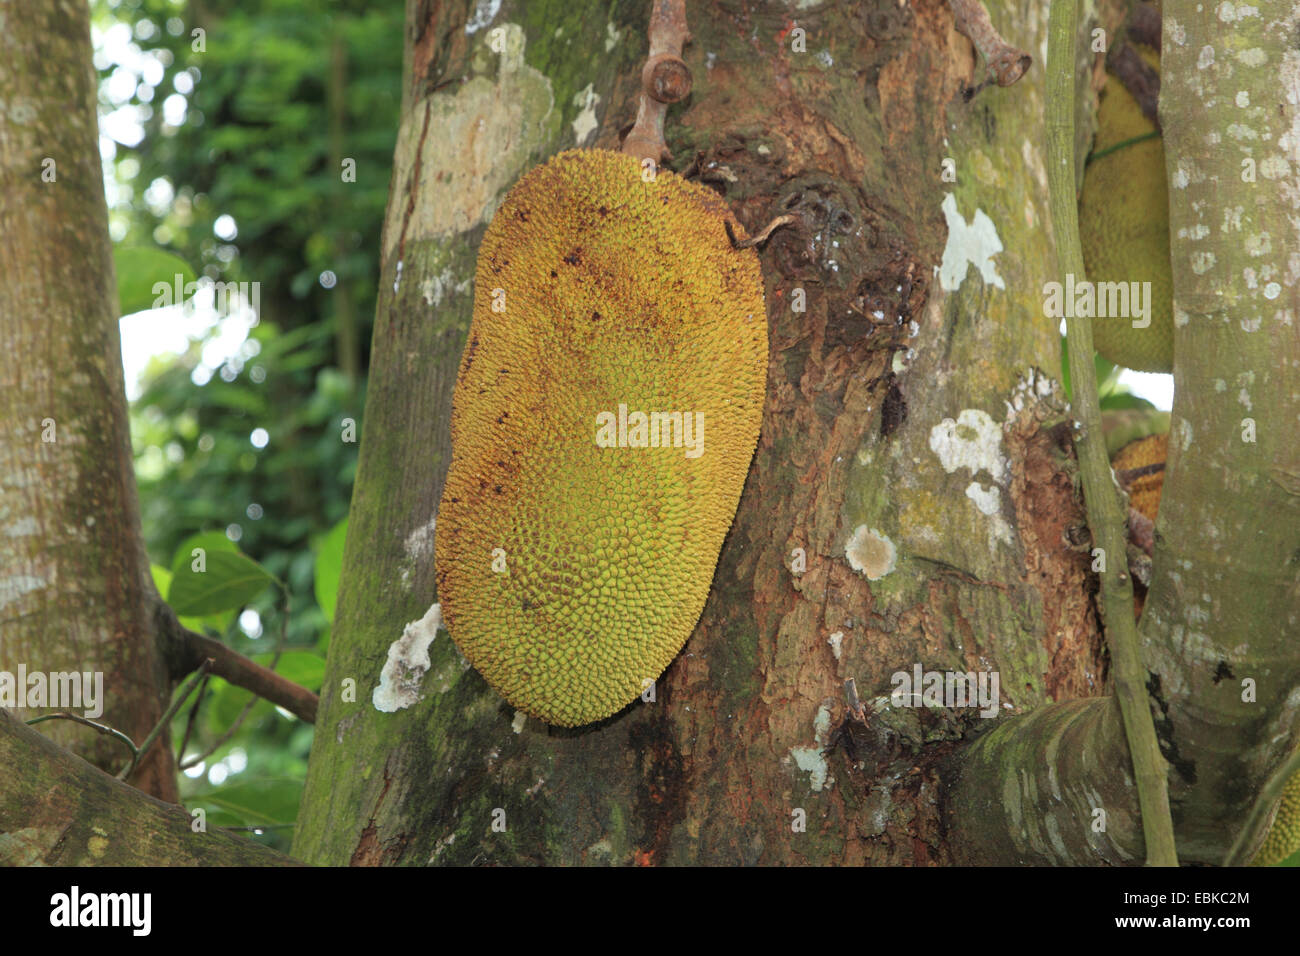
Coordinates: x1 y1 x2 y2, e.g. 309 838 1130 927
948 0 1032 88
0 710 300 866
621 0 690 165
1046 0 1176 866
156 602 318 724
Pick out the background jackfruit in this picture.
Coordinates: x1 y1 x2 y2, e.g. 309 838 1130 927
435 149 767 727
1078 42 1173 373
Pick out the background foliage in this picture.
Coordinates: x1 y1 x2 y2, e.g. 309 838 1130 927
94 0 402 850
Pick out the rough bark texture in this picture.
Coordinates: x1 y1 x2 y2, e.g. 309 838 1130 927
0 711 293 865
296 0 1124 866
0 0 177 799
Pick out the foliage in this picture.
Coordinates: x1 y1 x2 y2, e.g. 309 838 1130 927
93 0 401 850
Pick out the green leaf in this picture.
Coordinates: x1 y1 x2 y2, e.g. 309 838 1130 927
251 651 326 692
113 246 197 316
1099 391 1157 412
191 777 303 827
169 549 274 616
1096 356 1121 397
1060 335 1071 398
1060 335 1123 400
170 531 239 578
314 518 347 622
150 563 172 597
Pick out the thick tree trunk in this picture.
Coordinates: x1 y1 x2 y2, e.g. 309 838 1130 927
0 0 177 799
296 0 1118 866
1143 0 1300 863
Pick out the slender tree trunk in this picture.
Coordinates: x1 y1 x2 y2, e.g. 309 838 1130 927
0 0 177 799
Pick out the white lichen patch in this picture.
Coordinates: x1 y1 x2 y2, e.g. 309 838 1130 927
928 408 1008 484
404 517 437 563
604 21 622 51
421 270 471 307
3 517 38 537
827 631 844 660
465 0 502 33
845 525 897 580
0 574 45 611
938 194 1005 292
965 481 1001 516
789 702 834 792
373 602 443 712
399 517 437 590
571 84 600 146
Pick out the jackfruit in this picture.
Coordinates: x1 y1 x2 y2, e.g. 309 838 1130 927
1252 762 1300 866
1111 431 1167 523
1078 42 1173 373
434 148 767 727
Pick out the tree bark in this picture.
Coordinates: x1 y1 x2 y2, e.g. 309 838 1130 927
0 711 294 865
1142 0 1300 863
0 0 177 799
296 0 1122 866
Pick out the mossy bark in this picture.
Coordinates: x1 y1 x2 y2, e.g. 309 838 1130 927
0 712 293 865
0 0 177 799
294 0 1298 866
295 0 1108 867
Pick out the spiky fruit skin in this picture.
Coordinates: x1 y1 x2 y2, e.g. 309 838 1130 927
1252 765 1300 866
1078 45 1174 373
435 149 767 727
1111 432 1168 523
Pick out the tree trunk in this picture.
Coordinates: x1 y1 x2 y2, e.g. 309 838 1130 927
295 0 1123 866
1143 0 1300 863
0 0 177 800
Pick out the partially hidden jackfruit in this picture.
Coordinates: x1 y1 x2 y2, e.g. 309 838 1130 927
1078 42 1174 373
1253 761 1300 866
434 149 767 727
1111 430 1168 523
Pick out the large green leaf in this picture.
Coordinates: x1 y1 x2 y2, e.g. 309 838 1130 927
314 518 347 622
113 245 197 316
170 531 239 577
169 549 274 616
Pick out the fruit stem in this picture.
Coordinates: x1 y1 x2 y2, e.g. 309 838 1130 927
622 0 691 166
